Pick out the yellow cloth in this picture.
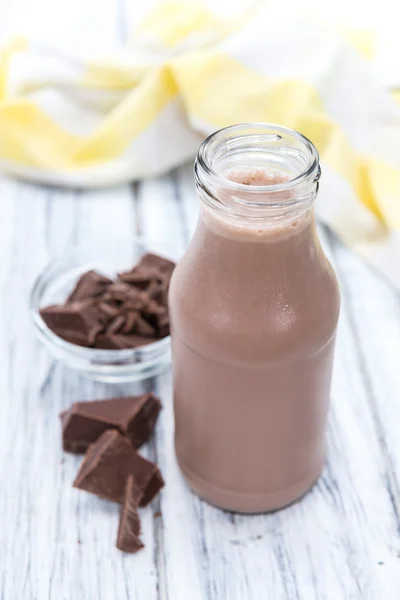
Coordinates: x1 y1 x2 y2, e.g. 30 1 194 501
0 2 400 286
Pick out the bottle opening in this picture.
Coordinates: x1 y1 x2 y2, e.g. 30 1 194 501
195 123 320 212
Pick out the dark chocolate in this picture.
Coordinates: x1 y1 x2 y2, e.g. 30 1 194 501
116 475 144 553
67 270 112 303
104 334 159 349
122 311 138 334
73 430 164 505
40 302 105 347
93 334 122 349
135 315 157 337
50 328 91 347
61 393 161 452
106 314 126 334
40 252 175 349
98 302 120 318
118 267 162 288
138 253 175 276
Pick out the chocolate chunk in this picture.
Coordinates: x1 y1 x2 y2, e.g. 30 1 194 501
40 252 175 350
138 253 175 277
87 323 105 345
108 282 133 301
40 303 92 331
107 334 159 349
61 393 161 452
123 311 138 334
93 334 122 349
124 473 144 507
143 300 166 316
40 302 104 346
73 430 164 505
118 267 162 289
67 270 112 303
98 302 120 318
107 314 126 334
140 467 164 506
157 324 170 338
116 475 144 553
148 281 168 305
135 315 157 337
121 295 147 312
142 304 169 333
50 328 91 347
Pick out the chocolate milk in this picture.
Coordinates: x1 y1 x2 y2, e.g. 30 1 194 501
170 135 340 513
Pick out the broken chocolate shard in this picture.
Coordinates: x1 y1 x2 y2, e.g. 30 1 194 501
122 311 138 334
73 430 164 505
40 302 105 346
107 314 126 334
98 302 120 318
140 468 164 507
138 253 175 277
50 328 91 347
93 333 122 349
143 300 166 316
135 315 157 337
67 270 112 303
142 304 169 333
118 267 162 288
61 393 161 452
108 282 134 301
116 475 144 553
87 323 105 346
148 281 168 305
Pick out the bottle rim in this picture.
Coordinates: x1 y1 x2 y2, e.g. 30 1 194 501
195 123 320 206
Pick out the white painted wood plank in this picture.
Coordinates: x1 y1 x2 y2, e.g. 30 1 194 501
176 163 199 240
137 173 187 258
326 229 400 514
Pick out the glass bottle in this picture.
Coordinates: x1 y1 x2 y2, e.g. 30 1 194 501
169 123 340 512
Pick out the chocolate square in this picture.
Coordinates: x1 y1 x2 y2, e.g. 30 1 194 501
116 475 144 553
61 393 161 452
73 430 164 505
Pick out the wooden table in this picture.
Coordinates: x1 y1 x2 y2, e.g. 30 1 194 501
1 1 400 599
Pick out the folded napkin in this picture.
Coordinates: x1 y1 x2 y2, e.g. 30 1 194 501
1 1 400 287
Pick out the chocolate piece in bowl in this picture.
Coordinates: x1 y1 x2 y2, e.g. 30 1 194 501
53 329 92 347
73 430 164 505
122 311 139 334
40 302 105 347
106 314 126 334
93 333 123 350
61 393 161 453
94 333 159 349
39 251 175 350
135 315 157 337
138 252 175 277
116 475 144 554
67 270 112 303
107 282 134 302
118 267 162 289
98 302 120 318
148 281 168 305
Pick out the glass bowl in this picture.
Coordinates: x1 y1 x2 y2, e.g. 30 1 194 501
30 238 179 383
